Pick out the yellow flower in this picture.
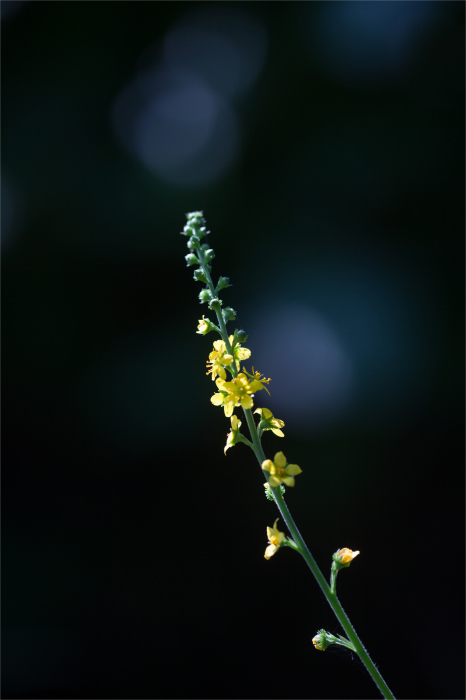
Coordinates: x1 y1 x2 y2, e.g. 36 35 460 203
197 316 208 334
218 372 264 411
227 334 251 368
206 339 234 381
242 367 271 395
224 415 242 454
254 407 284 437
264 518 285 559
262 451 302 487
335 548 360 565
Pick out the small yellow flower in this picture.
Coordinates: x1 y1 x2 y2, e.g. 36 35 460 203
335 548 360 565
262 451 302 487
197 316 209 334
227 334 251 368
264 518 285 559
206 339 234 381
218 372 264 411
242 367 271 395
224 415 242 454
254 407 285 437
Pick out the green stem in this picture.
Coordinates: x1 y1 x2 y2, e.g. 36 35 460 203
198 247 394 698
244 410 395 699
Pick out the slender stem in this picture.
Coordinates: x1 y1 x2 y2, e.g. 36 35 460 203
198 247 394 697
243 412 395 699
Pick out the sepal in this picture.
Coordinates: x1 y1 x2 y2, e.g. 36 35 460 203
222 307 236 323
193 268 208 283
185 253 200 267
215 276 230 294
208 297 223 311
196 316 220 335
199 289 213 304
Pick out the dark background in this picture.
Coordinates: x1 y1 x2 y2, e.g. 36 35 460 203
2 2 464 699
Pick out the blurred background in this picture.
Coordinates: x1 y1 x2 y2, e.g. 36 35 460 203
2 2 464 698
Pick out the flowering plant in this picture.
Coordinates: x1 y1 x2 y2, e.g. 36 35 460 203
181 211 394 699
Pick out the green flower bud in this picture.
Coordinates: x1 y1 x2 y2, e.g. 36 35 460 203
193 268 207 283
235 330 248 343
264 482 286 501
199 289 212 304
215 276 230 293
204 248 215 262
208 297 223 311
181 224 195 237
187 235 200 251
185 253 200 267
222 307 236 322
312 630 334 651
185 211 205 225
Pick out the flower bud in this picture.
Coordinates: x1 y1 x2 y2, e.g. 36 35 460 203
199 289 212 304
222 307 236 323
332 548 360 569
187 236 200 251
193 268 207 283
215 276 230 293
208 297 223 311
204 248 215 262
185 211 205 225
185 253 200 267
235 330 247 343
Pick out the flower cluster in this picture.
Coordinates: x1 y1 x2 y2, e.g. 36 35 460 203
211 372 265 417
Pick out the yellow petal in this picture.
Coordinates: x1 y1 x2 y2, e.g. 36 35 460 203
236 347 251 360
241 395 253 410
224 403 234 417
266 526 274 540
218 366 226 380
248 379 263 393
213 340 224 351
285 464 302 476
254 408 263 416
261 407 273 419
216 378 226 390
262 460 273 473
274 452 287 468
264 543 277 560
277 532 285 545
271 428 285 437
269 475 281 487
270 418 284 428
282 476 295 487
211 394 224 406
223 354 234 366
230 415 239 431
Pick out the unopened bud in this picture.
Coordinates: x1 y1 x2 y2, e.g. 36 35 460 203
199 289 212 304
193 268 207 283
185 253 200 267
